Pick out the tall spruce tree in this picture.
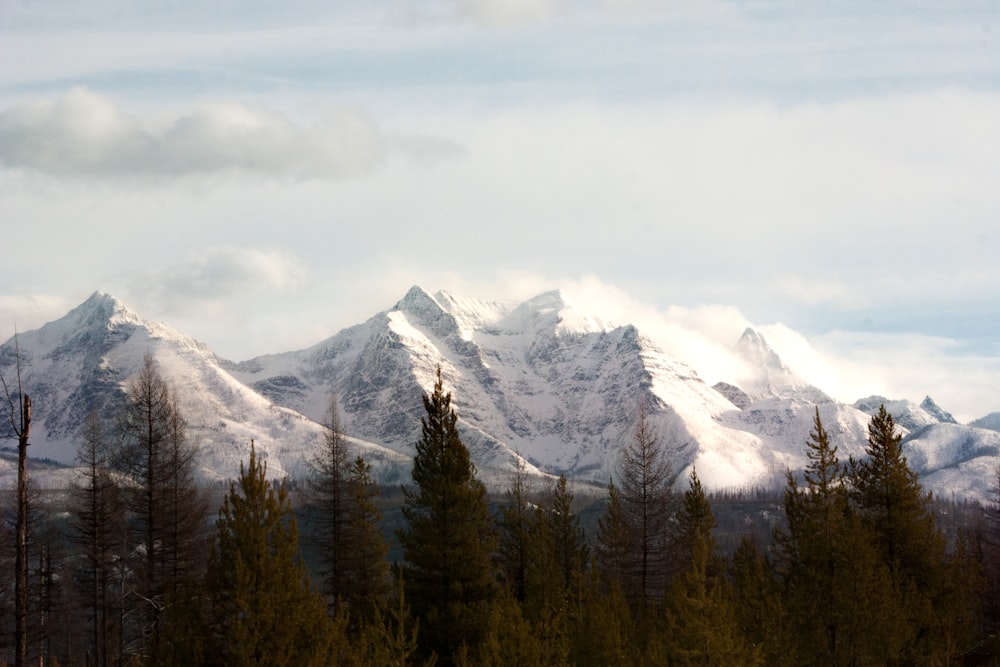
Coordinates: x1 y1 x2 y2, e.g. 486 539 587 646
342 455 391 623
776 408 894 666
204 443 342 666
546 475 589 601
595 478 631 589
848 404 953 663
673 469 720 576
498 454 534 604
665 470 761 667
397 366 498 665
730 538 788 667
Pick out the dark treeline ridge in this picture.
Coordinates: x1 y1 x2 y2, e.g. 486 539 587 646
2 357 1000 666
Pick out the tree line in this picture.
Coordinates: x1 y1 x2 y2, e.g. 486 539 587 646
2 356 1000 665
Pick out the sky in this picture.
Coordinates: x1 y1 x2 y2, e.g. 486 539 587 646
1 0 999 421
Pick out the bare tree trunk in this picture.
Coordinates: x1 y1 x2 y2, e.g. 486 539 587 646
16 395 31 667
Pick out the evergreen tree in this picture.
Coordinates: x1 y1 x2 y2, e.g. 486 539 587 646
572 569 633 666
498 455 533 604
673 469 720 576
397 367 498 665
344 455 392 623
665 470 761 666
359 570 424 667
850 405 943 578
665 532 762 667
848 404 955 663
546 475 589 602
307 395 390 624
594 478 630 589
776 408 894 666
204 443 342 666
730 538 787 667
517 475 588 662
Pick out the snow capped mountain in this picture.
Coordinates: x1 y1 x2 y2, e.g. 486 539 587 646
3 288 999 502
970 412 1000 433
730 328 833 404
0 292 407 484
853 395 956 434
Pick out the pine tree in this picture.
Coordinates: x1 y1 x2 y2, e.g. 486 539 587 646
343 456 391 622
673 469 720 577
397 367 498 665
776 408 894 666
848 404 954 663
665 470 761 666
572 569 633 666
546 475 589 602
359 570 423 667
307 395 390 624
665 532 762 667
498 455 533 604
204 443 342 666
594 478 631 589
730 538 787 666
518 475 587 662
617 402 674 611
850 405 943 578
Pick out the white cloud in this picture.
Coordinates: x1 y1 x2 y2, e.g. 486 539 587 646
135 244 308 309
754 326 1000 423
453 0 566 24
0 294 74 342
0 88 386 181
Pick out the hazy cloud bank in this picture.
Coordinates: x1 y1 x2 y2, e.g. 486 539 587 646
0 88 385 181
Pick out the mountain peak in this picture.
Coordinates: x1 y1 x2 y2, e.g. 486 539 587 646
525 289 567 311
77 291 138 323
44 291 143 339
920 396 957 424
395 285 443 315
734 327 832 404
737 327 788 374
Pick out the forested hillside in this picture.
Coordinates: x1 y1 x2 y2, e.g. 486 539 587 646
1 357 999 666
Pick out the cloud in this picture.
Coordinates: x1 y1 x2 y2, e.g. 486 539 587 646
0 294 74 342
388 0 731 26
452 0 565 24
0 88 386 181
136 245 308 310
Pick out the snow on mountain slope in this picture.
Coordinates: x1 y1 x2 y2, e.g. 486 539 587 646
902 424 1000 500
234 286 786 489
970 412 1000 432
734 328 833 404
4 287 999 501
716 398 873 483
853 395 955 434
0 292 406 483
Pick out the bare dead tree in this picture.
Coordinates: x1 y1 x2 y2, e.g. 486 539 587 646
2 331 31 667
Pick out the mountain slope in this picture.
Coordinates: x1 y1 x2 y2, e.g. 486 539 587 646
0 292 406 482
235 286 788 488
3 288 998 502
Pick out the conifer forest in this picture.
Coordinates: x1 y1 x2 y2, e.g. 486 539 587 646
3 355 1000 666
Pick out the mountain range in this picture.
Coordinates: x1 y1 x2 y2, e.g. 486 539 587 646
2 287 999 502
